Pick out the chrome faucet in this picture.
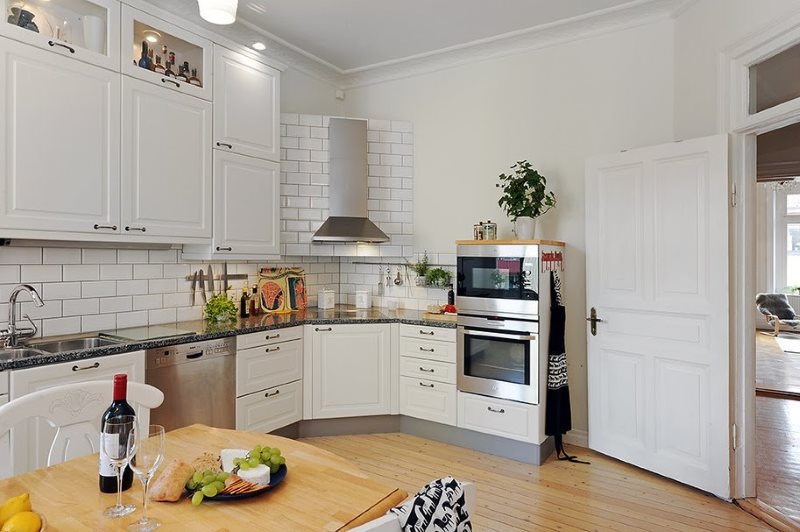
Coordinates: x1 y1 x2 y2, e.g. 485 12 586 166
1 284 44 348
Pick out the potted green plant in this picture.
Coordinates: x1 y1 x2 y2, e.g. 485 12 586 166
425 267 452 288
496 160 556 240
409 252 430 286
204 292 237 322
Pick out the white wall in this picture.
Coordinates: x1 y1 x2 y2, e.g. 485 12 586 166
673 0 800 139
343 20 676 432
281 68 345 115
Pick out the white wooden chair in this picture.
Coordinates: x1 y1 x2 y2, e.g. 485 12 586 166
351 481 476 532
0 380 164 467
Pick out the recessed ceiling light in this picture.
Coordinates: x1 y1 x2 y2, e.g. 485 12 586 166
197 0 238 25
252 42 266 51
143 30 161 43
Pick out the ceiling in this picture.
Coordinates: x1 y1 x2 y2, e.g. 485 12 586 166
157 0 639 72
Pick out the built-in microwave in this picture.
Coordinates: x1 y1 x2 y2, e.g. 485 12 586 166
456 243 539 318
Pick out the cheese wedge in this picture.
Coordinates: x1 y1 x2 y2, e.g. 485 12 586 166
237 463 270 486
220 448 248 473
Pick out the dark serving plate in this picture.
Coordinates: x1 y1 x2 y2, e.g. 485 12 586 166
187 465 287 501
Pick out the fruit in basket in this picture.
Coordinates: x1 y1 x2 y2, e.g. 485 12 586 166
0 511 41 532
0 494 31 527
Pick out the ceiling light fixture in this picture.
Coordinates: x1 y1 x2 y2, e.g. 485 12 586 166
197 0 238 25
252 42 266 51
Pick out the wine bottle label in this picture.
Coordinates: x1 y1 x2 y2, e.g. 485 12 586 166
99 453 116 477
99 433 120 476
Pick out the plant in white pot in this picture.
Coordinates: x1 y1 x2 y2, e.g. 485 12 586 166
496 160 556 240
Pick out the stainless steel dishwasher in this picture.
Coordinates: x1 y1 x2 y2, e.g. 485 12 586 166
145 337 236 432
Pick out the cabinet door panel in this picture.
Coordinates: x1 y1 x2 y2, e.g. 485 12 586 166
399 377 456 426
312 324 391 419
237 339 302 397
8 351 145 476
235 380 302 433
122 78 211 239
0 38 120 234
214 47 279 161
214 152 280 255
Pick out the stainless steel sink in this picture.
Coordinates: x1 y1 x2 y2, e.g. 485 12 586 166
0 348 46 362
26 336 121 353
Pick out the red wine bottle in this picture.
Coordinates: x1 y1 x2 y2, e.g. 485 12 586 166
99 374 135 493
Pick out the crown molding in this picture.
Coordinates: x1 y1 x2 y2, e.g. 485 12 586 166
339 0 685 89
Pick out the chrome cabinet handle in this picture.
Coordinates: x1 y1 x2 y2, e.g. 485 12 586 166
72 362 100 372
419 382 435 388
265 389 280 398
315 327 332 332
216 246 232 252
265 333 280 340
265 346 280 353
419 347 435 353
216 142 233 149
125 226 146 232
419 367 434 373
419 329 434 336
93 224 117 231
487 406 505 414
161 78 180 88
48 41 75 54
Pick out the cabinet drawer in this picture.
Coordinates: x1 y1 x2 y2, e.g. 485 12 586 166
399 337 455 363
238 326 302 350
400 324 456 343
237 339 302 397
457 392 540 443
236 380 302 434
400 356 456 384
400 377 456 426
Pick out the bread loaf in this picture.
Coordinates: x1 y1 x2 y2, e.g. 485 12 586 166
149 459 194 502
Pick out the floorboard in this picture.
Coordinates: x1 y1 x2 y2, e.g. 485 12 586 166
300 432 769 531
756 333 800 395
756 395 800 525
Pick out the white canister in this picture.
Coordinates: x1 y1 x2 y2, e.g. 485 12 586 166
318 289 336 309
82 15 106 54
355 289 371 309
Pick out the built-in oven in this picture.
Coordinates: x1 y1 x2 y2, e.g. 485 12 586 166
457 314 539 404
456 244 539 318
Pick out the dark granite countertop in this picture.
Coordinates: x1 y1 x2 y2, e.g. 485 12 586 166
0 306 456 372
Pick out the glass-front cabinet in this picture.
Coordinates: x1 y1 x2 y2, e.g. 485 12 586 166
1 0 119 70
122 5 212 101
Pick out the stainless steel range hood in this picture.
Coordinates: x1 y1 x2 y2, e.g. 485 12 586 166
312 118 389 243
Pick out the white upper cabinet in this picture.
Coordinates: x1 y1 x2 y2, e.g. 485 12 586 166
213 46 280 161
0 37 120 234
122 6 212 101
0 0 120 71
212 151 280 255
121 77 212 240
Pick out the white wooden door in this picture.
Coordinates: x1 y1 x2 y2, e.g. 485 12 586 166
122 77 212 239
8 351 144 476
213 151 280 255
586 135 729 498
213 46 280 161
312 324 391 419
0 38 120 235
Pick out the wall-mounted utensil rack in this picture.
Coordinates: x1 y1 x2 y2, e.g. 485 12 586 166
184 273 249 281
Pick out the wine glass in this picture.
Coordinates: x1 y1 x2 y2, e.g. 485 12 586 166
126 425 165 531
101 414 137 518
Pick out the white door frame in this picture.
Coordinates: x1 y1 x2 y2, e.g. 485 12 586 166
722 8 800 499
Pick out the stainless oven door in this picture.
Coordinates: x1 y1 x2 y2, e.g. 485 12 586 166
457 324 539 404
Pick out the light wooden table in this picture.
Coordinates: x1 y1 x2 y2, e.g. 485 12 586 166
0 424 407 531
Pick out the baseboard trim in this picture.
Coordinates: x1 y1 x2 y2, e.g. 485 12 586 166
563 429 589 448
736 497 800 532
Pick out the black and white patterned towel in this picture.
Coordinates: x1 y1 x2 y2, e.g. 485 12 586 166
390 476 472 532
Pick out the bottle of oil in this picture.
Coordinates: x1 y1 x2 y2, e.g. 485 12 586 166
239 287 249 318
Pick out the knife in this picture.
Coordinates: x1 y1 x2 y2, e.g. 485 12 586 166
190 271 198 306
208 265 215 296
223 263 229 295
198 269 207 304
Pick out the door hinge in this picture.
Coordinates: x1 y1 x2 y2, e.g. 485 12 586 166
731 423 738 450
731 183 737 207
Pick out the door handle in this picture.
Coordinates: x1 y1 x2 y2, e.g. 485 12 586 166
216 142 233 149
48 41 75 54
586 307 603 336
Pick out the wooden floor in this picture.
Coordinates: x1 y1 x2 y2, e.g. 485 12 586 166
301 433 768 531
756 333 800 396
756 395 800 524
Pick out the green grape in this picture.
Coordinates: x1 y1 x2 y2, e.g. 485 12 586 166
277 456 286 465
201 484 218 498
269 462 280 474
247 457 260 468
239 462 251 471
253 445 263 454
269 455 281 466
202 474 216 485
191 491 204 506
186 480 197 491
213 480 225 493
260 450 271 463
192 471 203 484
216 472 229 482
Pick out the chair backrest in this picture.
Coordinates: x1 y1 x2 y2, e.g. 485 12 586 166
351 481 476 532
756 293 797 319
0 380 163 467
